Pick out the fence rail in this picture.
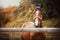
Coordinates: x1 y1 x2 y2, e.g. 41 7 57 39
0 28 60 32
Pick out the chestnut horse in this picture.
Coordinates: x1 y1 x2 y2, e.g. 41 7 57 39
20 6 46 40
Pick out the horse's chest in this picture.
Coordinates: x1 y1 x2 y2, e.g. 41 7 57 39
24 23 35 28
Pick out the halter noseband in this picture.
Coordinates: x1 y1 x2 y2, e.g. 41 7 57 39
34 16 42 20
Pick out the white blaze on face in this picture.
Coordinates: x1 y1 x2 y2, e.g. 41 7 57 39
35 10 39 26
36 10 39 17
35 18 39 26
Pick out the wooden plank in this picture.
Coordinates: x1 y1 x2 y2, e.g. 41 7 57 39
0 28 60 32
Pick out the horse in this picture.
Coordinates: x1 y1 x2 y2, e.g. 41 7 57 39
20 5 46 40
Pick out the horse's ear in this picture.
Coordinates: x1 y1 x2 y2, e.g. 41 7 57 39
31 4 35 10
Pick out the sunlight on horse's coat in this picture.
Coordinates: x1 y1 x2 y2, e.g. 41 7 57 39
21 22 35 28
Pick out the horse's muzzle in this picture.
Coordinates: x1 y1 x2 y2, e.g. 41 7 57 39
34 23 40 28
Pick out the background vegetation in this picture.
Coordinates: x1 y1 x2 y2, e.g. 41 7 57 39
0 0 60 28
0 0 60 40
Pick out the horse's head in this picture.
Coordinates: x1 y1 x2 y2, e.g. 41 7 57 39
33 6 42 28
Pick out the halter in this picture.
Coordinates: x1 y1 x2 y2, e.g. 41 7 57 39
34 15 42 20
